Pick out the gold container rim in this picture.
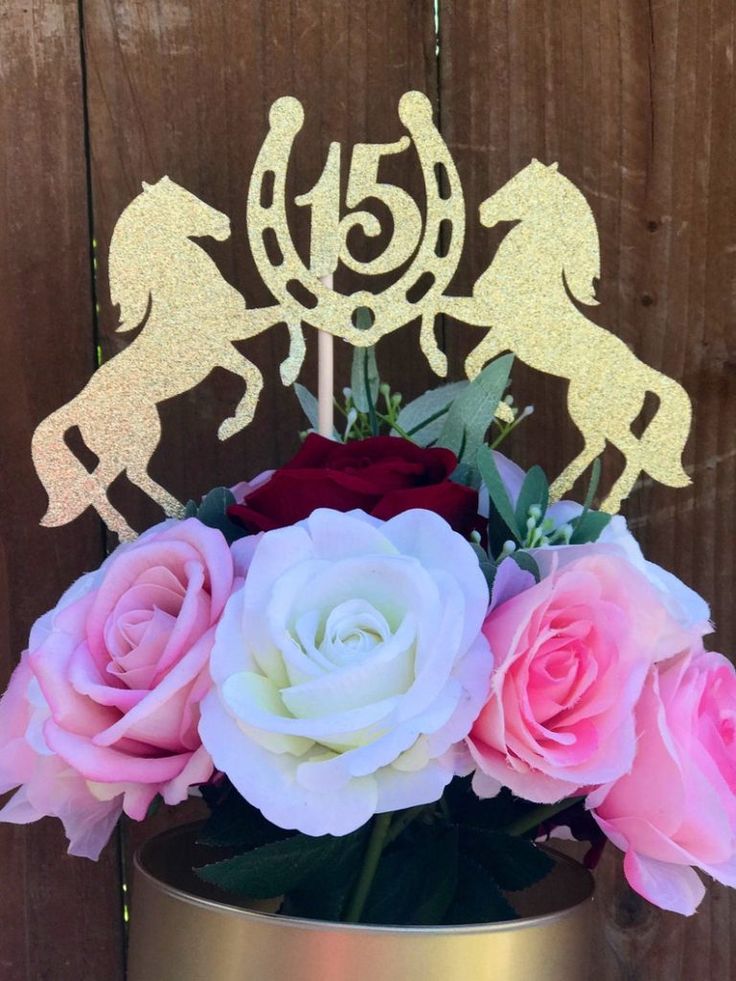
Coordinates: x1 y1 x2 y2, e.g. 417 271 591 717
134 822 595 937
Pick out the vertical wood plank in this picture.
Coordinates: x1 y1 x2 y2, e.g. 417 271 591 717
439 1 736 978
81 0 439 535
0 2 124 979
79 0 438 935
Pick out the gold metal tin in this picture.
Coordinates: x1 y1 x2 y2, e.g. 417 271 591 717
128 823 594 981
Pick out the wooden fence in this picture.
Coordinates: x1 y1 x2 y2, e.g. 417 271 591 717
1 1 735 977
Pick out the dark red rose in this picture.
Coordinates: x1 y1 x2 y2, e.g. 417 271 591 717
229 434 481 537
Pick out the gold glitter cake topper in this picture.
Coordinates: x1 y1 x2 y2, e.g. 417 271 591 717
31 91 692 540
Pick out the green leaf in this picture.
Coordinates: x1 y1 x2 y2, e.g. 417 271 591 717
569 509 612 544
460 828 555 892
444 854 517 925
183 499 198 518
194 487 246 544
194 833 345 899
568 458 611 544
350 317 380 416
197 789 290 852
437 355 514 463
510 550 541 581
581 457 602 514
514 465 549 535
477 444 519 542
362 826 459 926
396 381 469 447
294 383 321 430
471 543 496 591
282 827 369 921
451 462 481 490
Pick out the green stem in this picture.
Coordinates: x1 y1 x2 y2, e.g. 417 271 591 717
375 413 414 442
385 804 426 844
503 796 584 837
343 812 393 923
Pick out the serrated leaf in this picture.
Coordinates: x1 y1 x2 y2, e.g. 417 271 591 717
460 828 555 892
362 826 459 926
195 833 345 898
510 550 541 581
477 445 519 542
197 789 290 851
282 827 369 921
396 381 469 447
514 465 549 534
444 854 517 925
437 355 514 464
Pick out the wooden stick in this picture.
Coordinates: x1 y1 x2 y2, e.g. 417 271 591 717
317 273 335 437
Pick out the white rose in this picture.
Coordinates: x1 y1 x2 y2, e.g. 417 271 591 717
199 508 491 836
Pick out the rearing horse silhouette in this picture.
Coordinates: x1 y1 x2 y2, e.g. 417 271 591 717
32 177 287 540
461 160 692 512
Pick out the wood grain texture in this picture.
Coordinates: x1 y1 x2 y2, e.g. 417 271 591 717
81 0 439 534
2 1 736 977
0 2 124 979
79 0 438 972
439 1 736 977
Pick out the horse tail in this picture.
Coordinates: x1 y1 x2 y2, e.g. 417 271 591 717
638 369 692 488
32 403 96 526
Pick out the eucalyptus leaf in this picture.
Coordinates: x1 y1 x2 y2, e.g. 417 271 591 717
569 509 612 544
477 444 519 542
471 543 496 591
569 458 612 543
510 550 541 581
350 339 380 416
396 381 469 447
451 462 481 490
514 465 549 534
194 487 246 544
294 383 320 430
437 355 514 463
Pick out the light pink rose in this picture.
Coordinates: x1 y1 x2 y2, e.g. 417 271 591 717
488 452 711 634
467 552 703 804
0 518 233 852
0 654 121 859
588 648 736 915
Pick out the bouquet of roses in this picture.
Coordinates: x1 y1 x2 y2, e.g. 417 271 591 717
1 354 733 924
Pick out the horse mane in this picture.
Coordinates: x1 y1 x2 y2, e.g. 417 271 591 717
550 169 601 307
108 187 158 333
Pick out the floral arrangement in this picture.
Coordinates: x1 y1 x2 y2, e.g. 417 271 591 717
1 353 733 925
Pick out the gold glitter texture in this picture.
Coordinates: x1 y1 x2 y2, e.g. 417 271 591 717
31 96 692 538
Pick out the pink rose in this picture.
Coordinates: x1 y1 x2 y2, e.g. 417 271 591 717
0 653 121 859
467 552 702 803
588 648 736 915
0 518 233 854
